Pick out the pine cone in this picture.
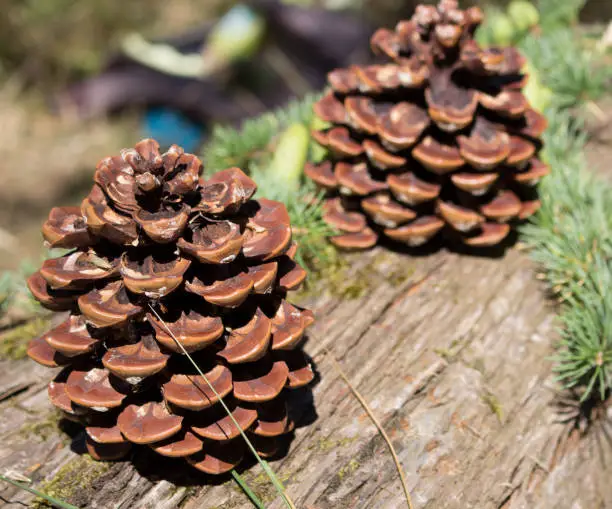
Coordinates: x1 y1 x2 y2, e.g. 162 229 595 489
26 139 315 475
305 0 548 249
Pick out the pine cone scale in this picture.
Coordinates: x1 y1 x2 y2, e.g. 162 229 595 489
308 0 547 249
26 139 315 472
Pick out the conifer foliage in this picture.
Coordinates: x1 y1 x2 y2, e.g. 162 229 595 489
306 0 548 250
26 139 315 474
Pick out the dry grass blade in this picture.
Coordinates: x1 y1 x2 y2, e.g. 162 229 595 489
147 304 296 509
323 347 414 509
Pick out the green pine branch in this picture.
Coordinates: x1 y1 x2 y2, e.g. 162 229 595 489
203 94 337 277
203 8 612 403
514 0 612 403
205 93 320 173
521 109 612 402
519 29 610 109
0 272 16 316
536 0 586 31
471 0 612 403
476 0 610 110
1 259 44 320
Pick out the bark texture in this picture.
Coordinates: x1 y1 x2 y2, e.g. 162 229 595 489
1 247 610 509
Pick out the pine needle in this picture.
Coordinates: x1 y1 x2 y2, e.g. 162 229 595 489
519 28 609 109
146 304 296 509
521 108 612 402
0 474 79 509
322 347 414 509
509 0 612 404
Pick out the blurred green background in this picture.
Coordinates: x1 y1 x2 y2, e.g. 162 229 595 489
2 0 608 92
0 0 609 272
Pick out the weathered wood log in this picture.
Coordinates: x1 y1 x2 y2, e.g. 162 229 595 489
0 247 610 509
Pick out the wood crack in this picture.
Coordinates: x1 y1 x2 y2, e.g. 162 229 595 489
2 249 611 508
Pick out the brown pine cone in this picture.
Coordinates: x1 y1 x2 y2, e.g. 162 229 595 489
26 139 315 475
305 0 548 250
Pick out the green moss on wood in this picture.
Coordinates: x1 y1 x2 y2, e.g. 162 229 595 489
337 459 360 480
19 410 62 441
369 253 416 288
295 255 367 302
0 317 51 360
470 358 487 376
332 268 372 300
177 486 199 507
296 251 418 305
31 456 112 509
308 436 358 453
232 469 293 505
481 390 504 424
434 338 464 362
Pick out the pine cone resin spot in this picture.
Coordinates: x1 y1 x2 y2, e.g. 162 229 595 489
307 0 547 249
27 138 316 474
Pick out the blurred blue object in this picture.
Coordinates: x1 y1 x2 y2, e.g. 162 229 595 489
142 107 204 152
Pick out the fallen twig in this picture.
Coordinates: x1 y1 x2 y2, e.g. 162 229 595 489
323 347 414 509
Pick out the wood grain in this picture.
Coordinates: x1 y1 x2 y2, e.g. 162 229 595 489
1 247 610 509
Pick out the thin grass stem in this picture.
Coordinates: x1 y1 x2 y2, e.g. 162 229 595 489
0 474 79 509
323 347 414 509
231 470 266 509
147 304 296 509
